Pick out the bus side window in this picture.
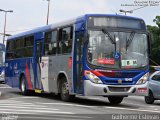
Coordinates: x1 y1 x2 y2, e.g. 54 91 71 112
24 36 34 57
44 30 57 55
59 26 73 54
6 40 15 60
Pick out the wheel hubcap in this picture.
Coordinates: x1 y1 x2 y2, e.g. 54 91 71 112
21 80 25 92
62 82 68 97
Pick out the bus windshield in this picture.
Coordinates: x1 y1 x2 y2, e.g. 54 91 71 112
87 30 148 69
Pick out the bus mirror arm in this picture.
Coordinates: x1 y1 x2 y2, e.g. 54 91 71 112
147 32 152 57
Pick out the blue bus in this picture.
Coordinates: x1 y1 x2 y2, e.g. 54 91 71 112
5 14 150 104
0 43 5 83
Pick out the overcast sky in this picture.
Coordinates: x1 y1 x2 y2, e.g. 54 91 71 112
0 0 159 43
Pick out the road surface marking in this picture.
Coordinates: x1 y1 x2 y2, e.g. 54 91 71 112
14 96 39 99
0 106 59 110
0 109 74 114
104 106 160 113
36 102 95 108
18 116 85 120
0 104 46 107
0 86 12 88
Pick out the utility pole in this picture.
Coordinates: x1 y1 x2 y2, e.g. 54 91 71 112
43 0 51 25
0 9 13 44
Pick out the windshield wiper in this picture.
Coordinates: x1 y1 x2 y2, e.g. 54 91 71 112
102 29 117 54
102 29 116 44
126 32 135 50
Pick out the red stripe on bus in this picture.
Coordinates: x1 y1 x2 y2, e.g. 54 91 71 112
91 70 104 77
26 61 33 90
85 70 116 77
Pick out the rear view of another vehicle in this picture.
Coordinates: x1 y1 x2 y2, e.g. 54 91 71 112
0 44 5 83
145 71 160 104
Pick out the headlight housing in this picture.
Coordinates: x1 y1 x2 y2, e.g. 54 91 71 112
85 71 102 84
136 72 149 85
0 70 5 76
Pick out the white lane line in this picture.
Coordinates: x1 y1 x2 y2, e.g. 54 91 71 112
0 109 74 114
18 117 56 120
8 97 39 99
35 102 95 108
0 106 59 110
0 100 25 101
0 101 31 104
0 104 46 107
15 97 39 99
79 97 104 101
149 106 160 108
0 86 12 88
104 106 160 113
0 102 32 105
18 116 84 120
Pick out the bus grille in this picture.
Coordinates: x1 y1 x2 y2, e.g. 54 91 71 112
103 80 135 85
108 86 130 92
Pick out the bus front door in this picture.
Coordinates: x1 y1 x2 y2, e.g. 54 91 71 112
34 33 44 92
74 31 84 94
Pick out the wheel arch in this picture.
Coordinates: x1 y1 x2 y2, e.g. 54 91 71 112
149 89 155 98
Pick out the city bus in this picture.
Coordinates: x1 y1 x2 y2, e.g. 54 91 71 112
0 43 5 83
5 14 150 104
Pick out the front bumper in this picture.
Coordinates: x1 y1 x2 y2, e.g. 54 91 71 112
84 80 148 96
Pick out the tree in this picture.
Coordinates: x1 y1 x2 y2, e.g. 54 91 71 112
147 16 160 65
153 16 160 28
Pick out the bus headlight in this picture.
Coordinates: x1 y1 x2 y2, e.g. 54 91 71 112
136 73 149 85
85 71 102 84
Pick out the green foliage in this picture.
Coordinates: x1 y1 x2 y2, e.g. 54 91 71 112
153 16 160 28
147 16 160 65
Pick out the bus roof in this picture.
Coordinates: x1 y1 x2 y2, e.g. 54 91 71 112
7 14 145 40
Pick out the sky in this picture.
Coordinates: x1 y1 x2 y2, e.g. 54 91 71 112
0 0 159 43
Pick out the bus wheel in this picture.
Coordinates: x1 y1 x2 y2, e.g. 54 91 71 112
60 79 75 102
20 76 28 95
108 96 124 105
145 90 154 104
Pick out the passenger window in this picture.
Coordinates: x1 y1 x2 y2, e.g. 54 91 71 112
44 31 57 55
24 36 34 57
25 36 34 47
7 40 15 51
59 27 73 54
6 40 16 59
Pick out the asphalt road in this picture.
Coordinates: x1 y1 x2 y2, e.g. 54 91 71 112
0 84 160 120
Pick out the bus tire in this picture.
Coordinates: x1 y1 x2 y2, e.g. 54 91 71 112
20 76 29 95
145 90 154 104
60 78 75 102
108 96 124 105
